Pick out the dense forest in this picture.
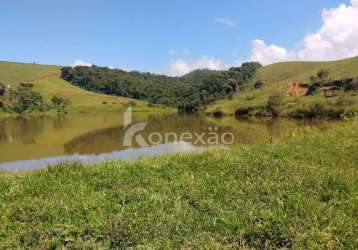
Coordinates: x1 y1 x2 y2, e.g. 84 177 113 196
61 62 261 112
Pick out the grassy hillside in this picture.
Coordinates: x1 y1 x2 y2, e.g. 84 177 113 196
207 57 358 116
0 61 60 85
253 56 358 90
0 61 172 114
0 120 357 249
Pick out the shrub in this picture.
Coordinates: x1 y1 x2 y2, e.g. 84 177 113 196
254 80 263 89
0 83 6 96
288 102 345 119
212 110 224 117
266 95 283 117
12 83 47 113
51 95 71 112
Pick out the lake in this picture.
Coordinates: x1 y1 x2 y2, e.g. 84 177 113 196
0 113 337 171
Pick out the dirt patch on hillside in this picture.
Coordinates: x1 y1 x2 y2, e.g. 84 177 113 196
287 82 309 96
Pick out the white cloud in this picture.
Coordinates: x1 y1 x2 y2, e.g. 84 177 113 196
213 17 237 28
298 0 358 61
249 39 297 65
249 0 358 65
72 59 92 67
168 57 224 76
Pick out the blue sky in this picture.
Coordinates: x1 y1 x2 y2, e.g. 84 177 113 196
1 0 356 75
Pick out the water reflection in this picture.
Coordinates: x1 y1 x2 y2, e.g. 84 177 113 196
64 114 235 154
0 117 46 145
0 113 337 171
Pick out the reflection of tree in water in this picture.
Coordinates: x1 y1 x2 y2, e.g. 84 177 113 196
64 126 123 155
201 117 337 144
52 115 70 130
64 114 235 155
0 117 45 145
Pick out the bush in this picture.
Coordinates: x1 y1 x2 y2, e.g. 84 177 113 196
266 95 283 117
12 83 47 113
254 80 263 89
0 83 6 96
212 110 224 117
288 102 346 119
51 95 71 112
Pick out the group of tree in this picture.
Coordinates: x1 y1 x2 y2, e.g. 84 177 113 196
0 83 71 114
308 69 358 94
61 62 261 112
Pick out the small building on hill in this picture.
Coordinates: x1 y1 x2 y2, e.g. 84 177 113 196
319 86 339 98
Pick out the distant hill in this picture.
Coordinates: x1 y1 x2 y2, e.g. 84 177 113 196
252 56 358 91
207 56 358 116
0 61 164 113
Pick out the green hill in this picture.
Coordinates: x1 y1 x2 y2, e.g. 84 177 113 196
207 56 358 116
0 61 171 114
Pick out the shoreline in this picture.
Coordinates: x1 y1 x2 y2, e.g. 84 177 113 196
0 120 357 248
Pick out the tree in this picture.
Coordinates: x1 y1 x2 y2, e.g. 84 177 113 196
317 69 330 82
13 83 46 113
310 75 318 84
60 61 261 112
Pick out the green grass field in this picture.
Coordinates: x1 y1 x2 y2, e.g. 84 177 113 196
0 120 357 249
0 61 174 115
207 57 358 116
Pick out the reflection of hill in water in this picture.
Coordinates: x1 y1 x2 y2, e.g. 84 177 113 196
64 114 336 155
64 126 123 155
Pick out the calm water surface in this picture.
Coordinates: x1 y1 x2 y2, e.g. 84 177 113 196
0 113 337 171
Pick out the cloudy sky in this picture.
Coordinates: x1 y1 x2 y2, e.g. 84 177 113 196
1 0 357 76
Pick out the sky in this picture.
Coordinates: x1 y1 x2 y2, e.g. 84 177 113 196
1 0 357 76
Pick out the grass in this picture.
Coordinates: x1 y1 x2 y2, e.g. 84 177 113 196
0 120 357 249
0 61 60 85
0 61 174 115
207 56 358 116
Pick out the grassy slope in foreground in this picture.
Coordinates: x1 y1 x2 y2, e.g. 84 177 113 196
207 56 358 115
1 121 357 248
0 61 173 114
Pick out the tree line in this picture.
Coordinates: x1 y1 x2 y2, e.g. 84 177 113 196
0 83 71 114
61 62 261 112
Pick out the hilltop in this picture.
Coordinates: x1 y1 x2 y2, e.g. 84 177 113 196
0 61 170 115
206 56 358 117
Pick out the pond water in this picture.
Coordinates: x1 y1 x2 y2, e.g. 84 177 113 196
0 113 337 171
